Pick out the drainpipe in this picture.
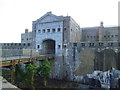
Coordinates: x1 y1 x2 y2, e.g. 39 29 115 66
73 43 77 80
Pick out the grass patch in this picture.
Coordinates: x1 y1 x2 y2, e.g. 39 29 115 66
2 61 10 65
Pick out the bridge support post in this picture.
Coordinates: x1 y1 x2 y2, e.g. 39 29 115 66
10 65 16 84
10 60 16 84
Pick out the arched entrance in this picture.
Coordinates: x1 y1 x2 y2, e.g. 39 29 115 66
42 39 55 55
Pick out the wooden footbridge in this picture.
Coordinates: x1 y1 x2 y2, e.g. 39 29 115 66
0 56 54 67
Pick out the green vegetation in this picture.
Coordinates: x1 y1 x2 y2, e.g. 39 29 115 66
2 69 10 75
15 64 25 84
2 77 6 80
1 58 52 89
39 59 51 86
2 61 10 64
14 59 51 88
24 64 38 86
15 63 38 89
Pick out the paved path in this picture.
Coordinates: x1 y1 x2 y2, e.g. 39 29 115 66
0 76 21 89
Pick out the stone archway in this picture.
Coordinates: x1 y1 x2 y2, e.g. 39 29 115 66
42 39 55 55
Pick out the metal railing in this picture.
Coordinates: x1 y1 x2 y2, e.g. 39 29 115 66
1 49 55 59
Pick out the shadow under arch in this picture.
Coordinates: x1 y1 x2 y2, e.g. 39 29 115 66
42 39 55 55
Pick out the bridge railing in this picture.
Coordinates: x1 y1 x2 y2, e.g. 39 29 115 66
0 49 55 59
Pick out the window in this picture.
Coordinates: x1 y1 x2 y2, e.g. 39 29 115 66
15 43 17 46
119 43 120 46
89 43 94 46
19 43 21 46
58 28 60 32
23 43 25 46
110 43 113 46
64 28 66 31
99 43 101 46
104 36 106 38
52 28 55 32
47 29 50 32
63 45 67 48
87 36 89 38
22 39 24 40
38 30 41 33
71 29 72 31
73 43 77 47
58 45 61 49
28 43 30 46
115 35 118 37
108 43 113 46
37 45 40 49
89 43 91 46
111 35 114 37
34 30 36 32
81 43 85 46
99 43 103 46
43 29 45 33
27 38 28 40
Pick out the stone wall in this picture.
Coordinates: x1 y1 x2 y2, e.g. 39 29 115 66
49 42 119 82
0 43 32 57
75 48 95 76
81 26 118 42
21 31 33 43
50 43 119 81
35 19 63 56
50 56 64 80
94 49 118 71
22 49 39 57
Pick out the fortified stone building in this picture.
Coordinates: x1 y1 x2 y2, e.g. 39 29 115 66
21 12 119 54
1 12 120 80
21 11 81 56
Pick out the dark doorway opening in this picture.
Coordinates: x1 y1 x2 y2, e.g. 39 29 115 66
42 39 55 55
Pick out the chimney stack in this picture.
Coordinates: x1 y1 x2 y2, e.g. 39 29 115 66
100 21 104 27
25 29 28 33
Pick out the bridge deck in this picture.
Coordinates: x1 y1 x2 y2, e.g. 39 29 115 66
0 56 54 67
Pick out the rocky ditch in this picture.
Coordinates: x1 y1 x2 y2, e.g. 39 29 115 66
74 67 120 88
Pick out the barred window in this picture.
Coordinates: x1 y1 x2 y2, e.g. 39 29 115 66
43 29 45 33
47 29 50 32
38 30 41 33
58 28 60 32
52 29 55 32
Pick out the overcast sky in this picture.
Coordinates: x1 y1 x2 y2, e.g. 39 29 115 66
0 0 119 43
